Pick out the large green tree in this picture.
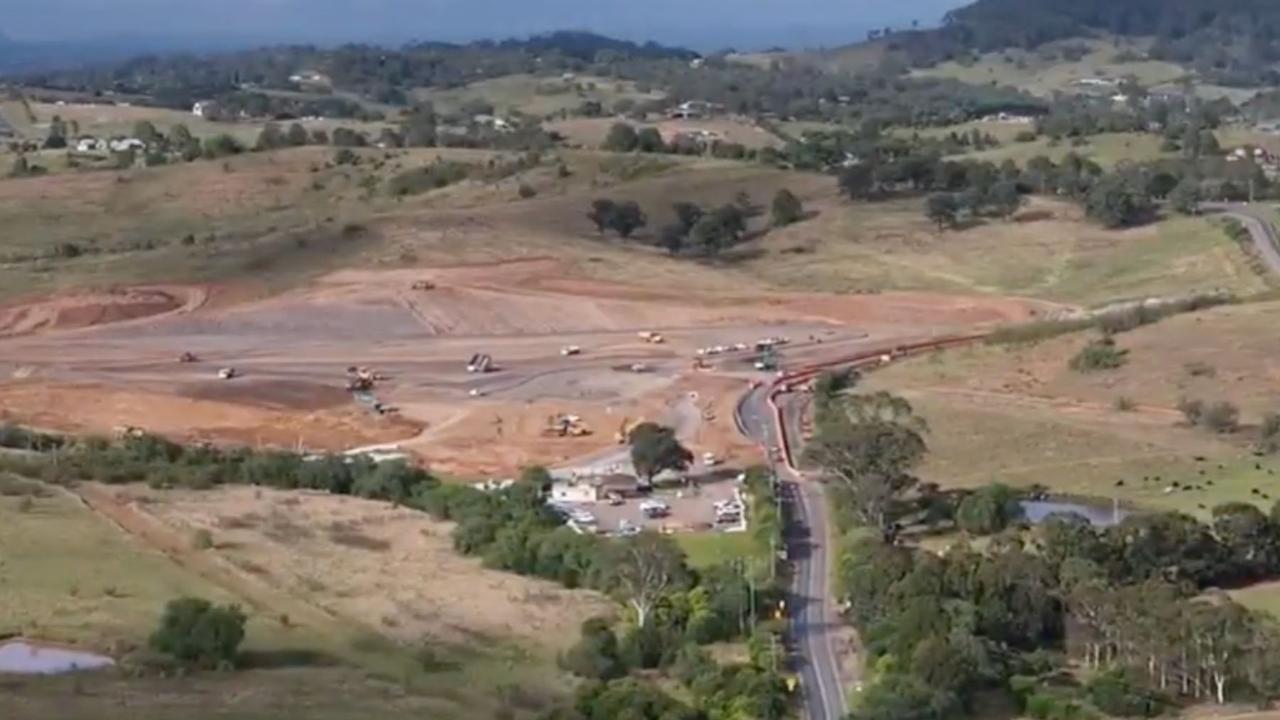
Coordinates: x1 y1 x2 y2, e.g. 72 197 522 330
628 422 692 482
149 597 247 668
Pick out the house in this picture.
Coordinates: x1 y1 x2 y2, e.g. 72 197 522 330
550 474 641 504
473 114 514 132
669 100 716 120
73 136 106 153
108 138 146 153
288 70 330 86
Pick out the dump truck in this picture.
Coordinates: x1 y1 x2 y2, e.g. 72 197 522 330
560 345 582 356
217 367 239 380
466 354 493 373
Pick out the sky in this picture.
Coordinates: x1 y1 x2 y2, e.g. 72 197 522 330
1 0 970 51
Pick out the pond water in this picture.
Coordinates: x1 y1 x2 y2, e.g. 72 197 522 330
0 640 115 674
1021 499 1129 528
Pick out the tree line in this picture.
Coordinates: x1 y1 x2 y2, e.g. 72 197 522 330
587 189 804 256
801 371 1280 720
0 425 792 718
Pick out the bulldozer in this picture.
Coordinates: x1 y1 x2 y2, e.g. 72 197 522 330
544 414 591 438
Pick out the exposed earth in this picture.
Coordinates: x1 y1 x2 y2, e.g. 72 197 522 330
0 257 1044 476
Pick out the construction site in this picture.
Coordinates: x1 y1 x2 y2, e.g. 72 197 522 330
0 258 1043 477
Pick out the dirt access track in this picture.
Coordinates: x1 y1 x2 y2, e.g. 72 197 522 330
0 259 1045 476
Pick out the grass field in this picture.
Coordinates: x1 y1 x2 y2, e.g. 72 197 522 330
859 299 1280 520
745 196 1267 304
675 531 762 569
0 478 580 719
910 37 1186 97
962 131 1175 167
412 74 664 118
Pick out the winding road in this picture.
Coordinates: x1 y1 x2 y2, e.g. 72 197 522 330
738 382 848 720
1204 203 1280 275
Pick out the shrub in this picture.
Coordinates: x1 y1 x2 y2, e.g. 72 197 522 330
191 528 214 550
517 183 537 199
956 484 1024 535
1259 413 1280 453
1086 669 1167 718
561 618 625 679
1201 401 1240 434
1178 397 1205 426
1069 337 1129 372
149 597 246 669
1184 361 1216 378
386 161 472 197
1112 396 1136 412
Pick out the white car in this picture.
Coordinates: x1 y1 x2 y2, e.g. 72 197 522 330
570 510 597 525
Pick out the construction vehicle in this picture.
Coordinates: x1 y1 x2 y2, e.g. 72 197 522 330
637 331 664 344
754 347 778 371
217 367 239 380
177 352 199 363
691 357 712 371
560 345 582 356
629 362 650 373
544 414 591 437
466 354 494 373
410 280 436 290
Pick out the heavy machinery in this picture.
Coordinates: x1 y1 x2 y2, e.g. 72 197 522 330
637 331 664 344
217 367 239 380
754 347 778 371
466 354 494 373
560 345 582 356
177 352 199 363
410 280 436 290
691 357 712 371
544 414 591 437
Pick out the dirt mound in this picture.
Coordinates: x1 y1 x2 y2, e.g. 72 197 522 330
0 287 201 337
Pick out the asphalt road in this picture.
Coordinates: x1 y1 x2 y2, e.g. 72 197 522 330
1205 203 1280 276
737 384 848 720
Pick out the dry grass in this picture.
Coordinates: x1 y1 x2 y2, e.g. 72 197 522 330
548 117 783 150
741 196 1266 304
122 485 614 659
860 300 1280 518
412 73 664 118
910 37 1186 97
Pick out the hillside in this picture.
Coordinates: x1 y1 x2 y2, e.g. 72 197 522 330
809 0 1280 89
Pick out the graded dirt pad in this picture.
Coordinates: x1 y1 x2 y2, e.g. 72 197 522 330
0 285 204 337
0 257 1042 475
0 383 418 451
115 485 614 656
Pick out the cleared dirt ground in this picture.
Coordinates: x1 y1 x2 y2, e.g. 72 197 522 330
0 257 1038 476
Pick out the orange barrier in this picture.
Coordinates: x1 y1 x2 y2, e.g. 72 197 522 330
765 334 988 473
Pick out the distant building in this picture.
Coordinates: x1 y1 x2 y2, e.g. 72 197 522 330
669 100 718 120
73 136 106 153
550 474 640 504
108 138 146 153
472 114 514 132
191 100 217 118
